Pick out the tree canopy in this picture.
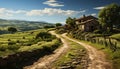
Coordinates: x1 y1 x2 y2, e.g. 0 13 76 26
98 3 120 31
35 32 51 39
7 27 17 33
66 17 76 29
44 25 55 29
55 23 62 27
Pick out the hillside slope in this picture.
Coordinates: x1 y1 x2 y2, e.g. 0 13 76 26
0 19 53 31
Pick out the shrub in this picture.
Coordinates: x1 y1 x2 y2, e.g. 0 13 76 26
8 39 11 41
8 45 20 50
22 36 25 39
7 27 17 33
0 46 7 51
8 41 16 45
25 43 32 46
44 25 55 29
35 32 52 39
30 32 34 34
28 38 42 45
16 40 20 43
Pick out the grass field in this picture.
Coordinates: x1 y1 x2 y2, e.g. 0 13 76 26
0 29 61 57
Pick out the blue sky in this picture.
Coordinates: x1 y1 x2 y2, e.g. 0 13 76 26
0 0 120 24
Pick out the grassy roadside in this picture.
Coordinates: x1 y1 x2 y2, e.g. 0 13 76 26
70 37 120 69
52 37 89 69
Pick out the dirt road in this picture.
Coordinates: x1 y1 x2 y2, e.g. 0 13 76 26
24 31 112 69
24 31 69 69
62 33 112 69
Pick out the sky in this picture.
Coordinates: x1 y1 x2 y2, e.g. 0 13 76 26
0 0 120 24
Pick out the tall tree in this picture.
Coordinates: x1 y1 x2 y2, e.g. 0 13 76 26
55 23 62 27
98 3 120 31
66 17 76 29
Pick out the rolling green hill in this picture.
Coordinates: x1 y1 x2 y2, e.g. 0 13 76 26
0 19 53 31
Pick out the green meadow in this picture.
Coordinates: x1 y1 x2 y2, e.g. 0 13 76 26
0 29 61 57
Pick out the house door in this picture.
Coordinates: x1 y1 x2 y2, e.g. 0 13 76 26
91 26 94 32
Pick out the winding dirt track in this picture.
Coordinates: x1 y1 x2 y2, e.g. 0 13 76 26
24 31 112 69
24 31 69 69
62 33 112 69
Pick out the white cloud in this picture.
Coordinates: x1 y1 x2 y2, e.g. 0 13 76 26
0 8 27 18
7 10 27 14
0 8 26 13
93 6 105 10
0 8 13 17
79 10 86 13
0 7 86 19
0 13 13 17
43 0 64 7
91 13 97 16
0 8 6 13
26 8 85 16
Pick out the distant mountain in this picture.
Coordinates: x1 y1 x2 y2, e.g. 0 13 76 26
0 19 53 31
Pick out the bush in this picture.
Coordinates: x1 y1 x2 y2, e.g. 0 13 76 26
25 43 32 46
0 46 7 51
7 27 17 33
44 25 55 29
8 41 16 45
28 39 41 46
35 32 52 39
8 39 11 41
22 36 25 39
16 40 20 43
30 32 34 34
8 45 20 50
